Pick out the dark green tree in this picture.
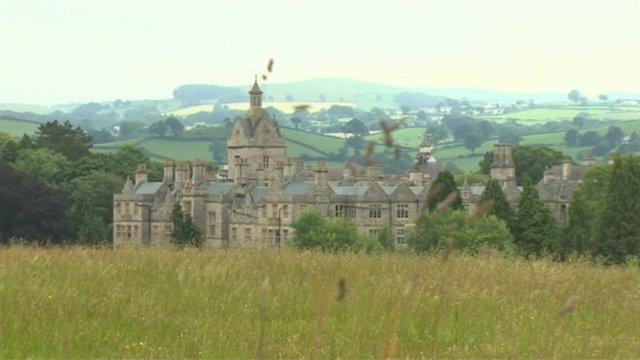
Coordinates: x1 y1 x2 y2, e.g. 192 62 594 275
512 178 559 255
479 179 514 227
170 203 203 247
165 116 185 137
564 129 580 147
32 120 92 160
289 117 302 129
478 145 564 185
462 131 485 153
427 170 462 212
149 120 168 137
560 165 610 257
595 155 640 263
567 89 582 103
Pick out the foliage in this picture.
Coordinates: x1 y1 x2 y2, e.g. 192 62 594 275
595 156 640 263
512 178 559 255
567 89 582 103
118 120 144 138
69 171 123 245
13 148 71 189
342 118 369 136
0 162 72 244
564 129 580 147
427 170 462 212
170 203 203 248
407 211 515 254
290 210 382 253
149 120 169 137
561 165 610 257
165 116 185 136
479 145 564 185
479 179 515 227
31 120 92 160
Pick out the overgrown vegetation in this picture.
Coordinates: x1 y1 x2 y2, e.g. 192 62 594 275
1 246 639 358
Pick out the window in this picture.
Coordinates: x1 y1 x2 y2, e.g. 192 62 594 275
230 227 237 242
134 203 139 216
335 204 344 218
244 228 252 243
396 228 406 244
133 225 139 239
369 204 382 219
396 204 409 219
299 204 307 213
208 212 216 236
282 204 289 219
261 204 267 218
268 229 276 243
346 206 356 218
262 156 269 169
282 229 289 241
369 229 380 237
261 228 267 241
126 225 132 239
271 204 278 218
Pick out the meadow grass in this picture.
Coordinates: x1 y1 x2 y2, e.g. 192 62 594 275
0 118 40 137
0 246 639 358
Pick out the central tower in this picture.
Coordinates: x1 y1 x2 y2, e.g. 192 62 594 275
227 79 287 185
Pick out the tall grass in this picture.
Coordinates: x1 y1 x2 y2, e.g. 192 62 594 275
0 246 639 358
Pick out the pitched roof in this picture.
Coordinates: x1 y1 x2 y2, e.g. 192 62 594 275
283 181 315 196
207 182 235 195
135 182 162 195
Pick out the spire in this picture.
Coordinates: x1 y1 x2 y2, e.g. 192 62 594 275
249 77 263 109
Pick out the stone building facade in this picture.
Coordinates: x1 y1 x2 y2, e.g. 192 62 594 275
113 80 441 248
113 80 593 248
460 143 596 225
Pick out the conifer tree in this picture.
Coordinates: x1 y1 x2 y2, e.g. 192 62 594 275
427 170 462 212
513 177 559 255
596 155 640 263
170 203 203 247
479 179 514 227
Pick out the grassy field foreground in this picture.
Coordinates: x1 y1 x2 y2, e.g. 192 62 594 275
0 247 639 358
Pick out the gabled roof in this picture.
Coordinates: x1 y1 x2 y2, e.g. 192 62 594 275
249 186 269 204
283 181 315 196
207 182 235 195
135 182 162 195
330 184 369 196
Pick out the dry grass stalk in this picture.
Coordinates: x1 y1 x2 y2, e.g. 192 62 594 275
267 58 274 72
294 104 311 111
364 141 376 166
559 295 581 316
336 278 347 302
469 199 494 221
436 192 459 212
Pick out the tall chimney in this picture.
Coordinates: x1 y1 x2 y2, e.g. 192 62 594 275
314 161 328 188
135 164 147 186
192 158 206 183
163 160 174 184
562 157 572 180
175 162 190 186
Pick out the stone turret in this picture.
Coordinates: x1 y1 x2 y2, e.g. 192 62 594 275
490 143 516 183
249 76 263 109
135 164 147 186
122 177 135 194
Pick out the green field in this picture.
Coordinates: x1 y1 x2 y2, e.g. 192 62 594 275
1 246 639 358
482 107 640 124
0 118 40 137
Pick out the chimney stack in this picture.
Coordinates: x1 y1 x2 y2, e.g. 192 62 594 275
562 157 572 180
163 160 174 184
175 162 190 186
192 158 206 183
135 164 148 186
314 161 328 188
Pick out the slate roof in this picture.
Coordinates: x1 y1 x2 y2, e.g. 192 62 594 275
207 182 236 195
249 186 269 204
135 182 162 195
330 184 369 196
283 181 315 196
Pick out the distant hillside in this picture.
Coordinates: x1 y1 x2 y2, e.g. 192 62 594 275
0 103 55 115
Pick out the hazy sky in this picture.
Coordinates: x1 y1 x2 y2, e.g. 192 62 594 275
1 0 638 103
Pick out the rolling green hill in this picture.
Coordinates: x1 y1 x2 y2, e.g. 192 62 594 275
0 118 40 137
0 103 55 115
